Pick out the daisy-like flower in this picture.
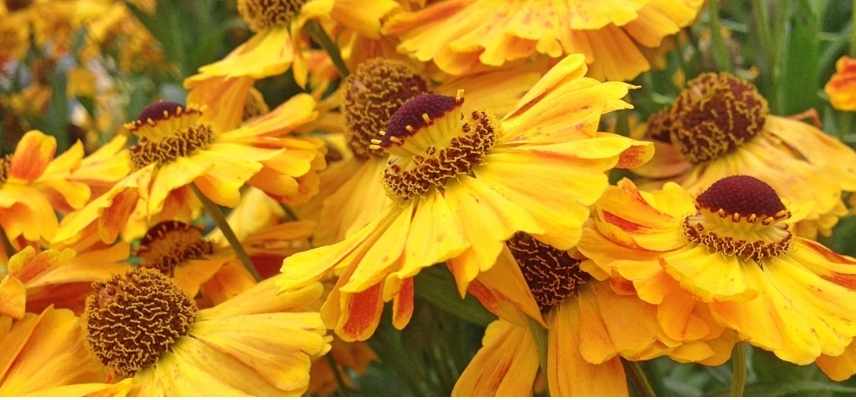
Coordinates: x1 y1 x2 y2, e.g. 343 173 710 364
279 54 654 341
0 306 129 396
825 56 856 111
308 57 549 245
635 72 856 238
453 234 734 396
52 99 326 245
184 0 398 132
0 130 129 245
382 0 703 81
578 175 856 379
82 269 330 395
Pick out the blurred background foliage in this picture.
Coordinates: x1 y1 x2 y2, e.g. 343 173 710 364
3 0 856 395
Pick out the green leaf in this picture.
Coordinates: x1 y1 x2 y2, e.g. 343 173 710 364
775 0 821 114
413 266 496 327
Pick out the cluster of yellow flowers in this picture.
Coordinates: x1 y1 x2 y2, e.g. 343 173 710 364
3 0 856 396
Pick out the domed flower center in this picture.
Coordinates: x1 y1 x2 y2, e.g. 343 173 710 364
126 101 214 169
683 175 792 262
136 221 215 276
344 58 430 159
671 73 768 163
237 0 307 31
378 93 498 201
5 0 32 12
85 270 197 377
506 233 590 312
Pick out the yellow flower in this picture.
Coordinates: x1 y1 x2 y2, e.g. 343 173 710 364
278 54 653 341
0 306 125 396
382 0 703 81
52 99 326 245
453 234 734 396
0 4 29 63
184 0 398 132
635 72 856 238
304 57 550 246
578 176 856 379
0 130 129 243
82 269 331 395
825 56 856 111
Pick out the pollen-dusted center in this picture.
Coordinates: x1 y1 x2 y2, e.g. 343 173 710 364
507 233 589 312
127 101 214 169
382 104 497 201
344 59 429 158
136 220 215 276
5 0 32 12
237 0 307 31
683 176 792 262
85 270 197 377
671 72 768 163
0 154 11 183
646 109 675 143
696 175 788 220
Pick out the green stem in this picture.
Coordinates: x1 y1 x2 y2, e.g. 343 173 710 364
730 343 748 396
708 0 734 72
0 228 15 259
625 361 656 396
325 354 351 395
191 183 261 281
305 20 350 78
852 0 856 56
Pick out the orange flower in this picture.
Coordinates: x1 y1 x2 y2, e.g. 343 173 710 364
0 130 129 244
382 0 703 81
52 99 326 245
825 56 856 111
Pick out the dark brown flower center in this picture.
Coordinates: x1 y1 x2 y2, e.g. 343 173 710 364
645 108 675 143
85 270 197 377
0 154 11 183
136 221 215 276
683 176 792 262
381 93 496 201
671 73 768 163
696 175 787 219
237 0 307 31
126 102 214 169
506 233 589 312
344 59 429 159
5 0 32 12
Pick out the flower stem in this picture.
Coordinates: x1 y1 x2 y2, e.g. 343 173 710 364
730 343 748 396
0 228 15 259
625 360 656 396
305 20 350 78
190 183 261 281
852 0 856 56
708 0 733 72
326 354 352 395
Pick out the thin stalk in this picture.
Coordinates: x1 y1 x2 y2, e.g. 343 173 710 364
730 343 748 396
708 0 734 72
625 361 656 396
0 228 15 258
325 354 351 395
190 183 261 281
852 0 856 56
305 20 350 78
526 317 549 383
